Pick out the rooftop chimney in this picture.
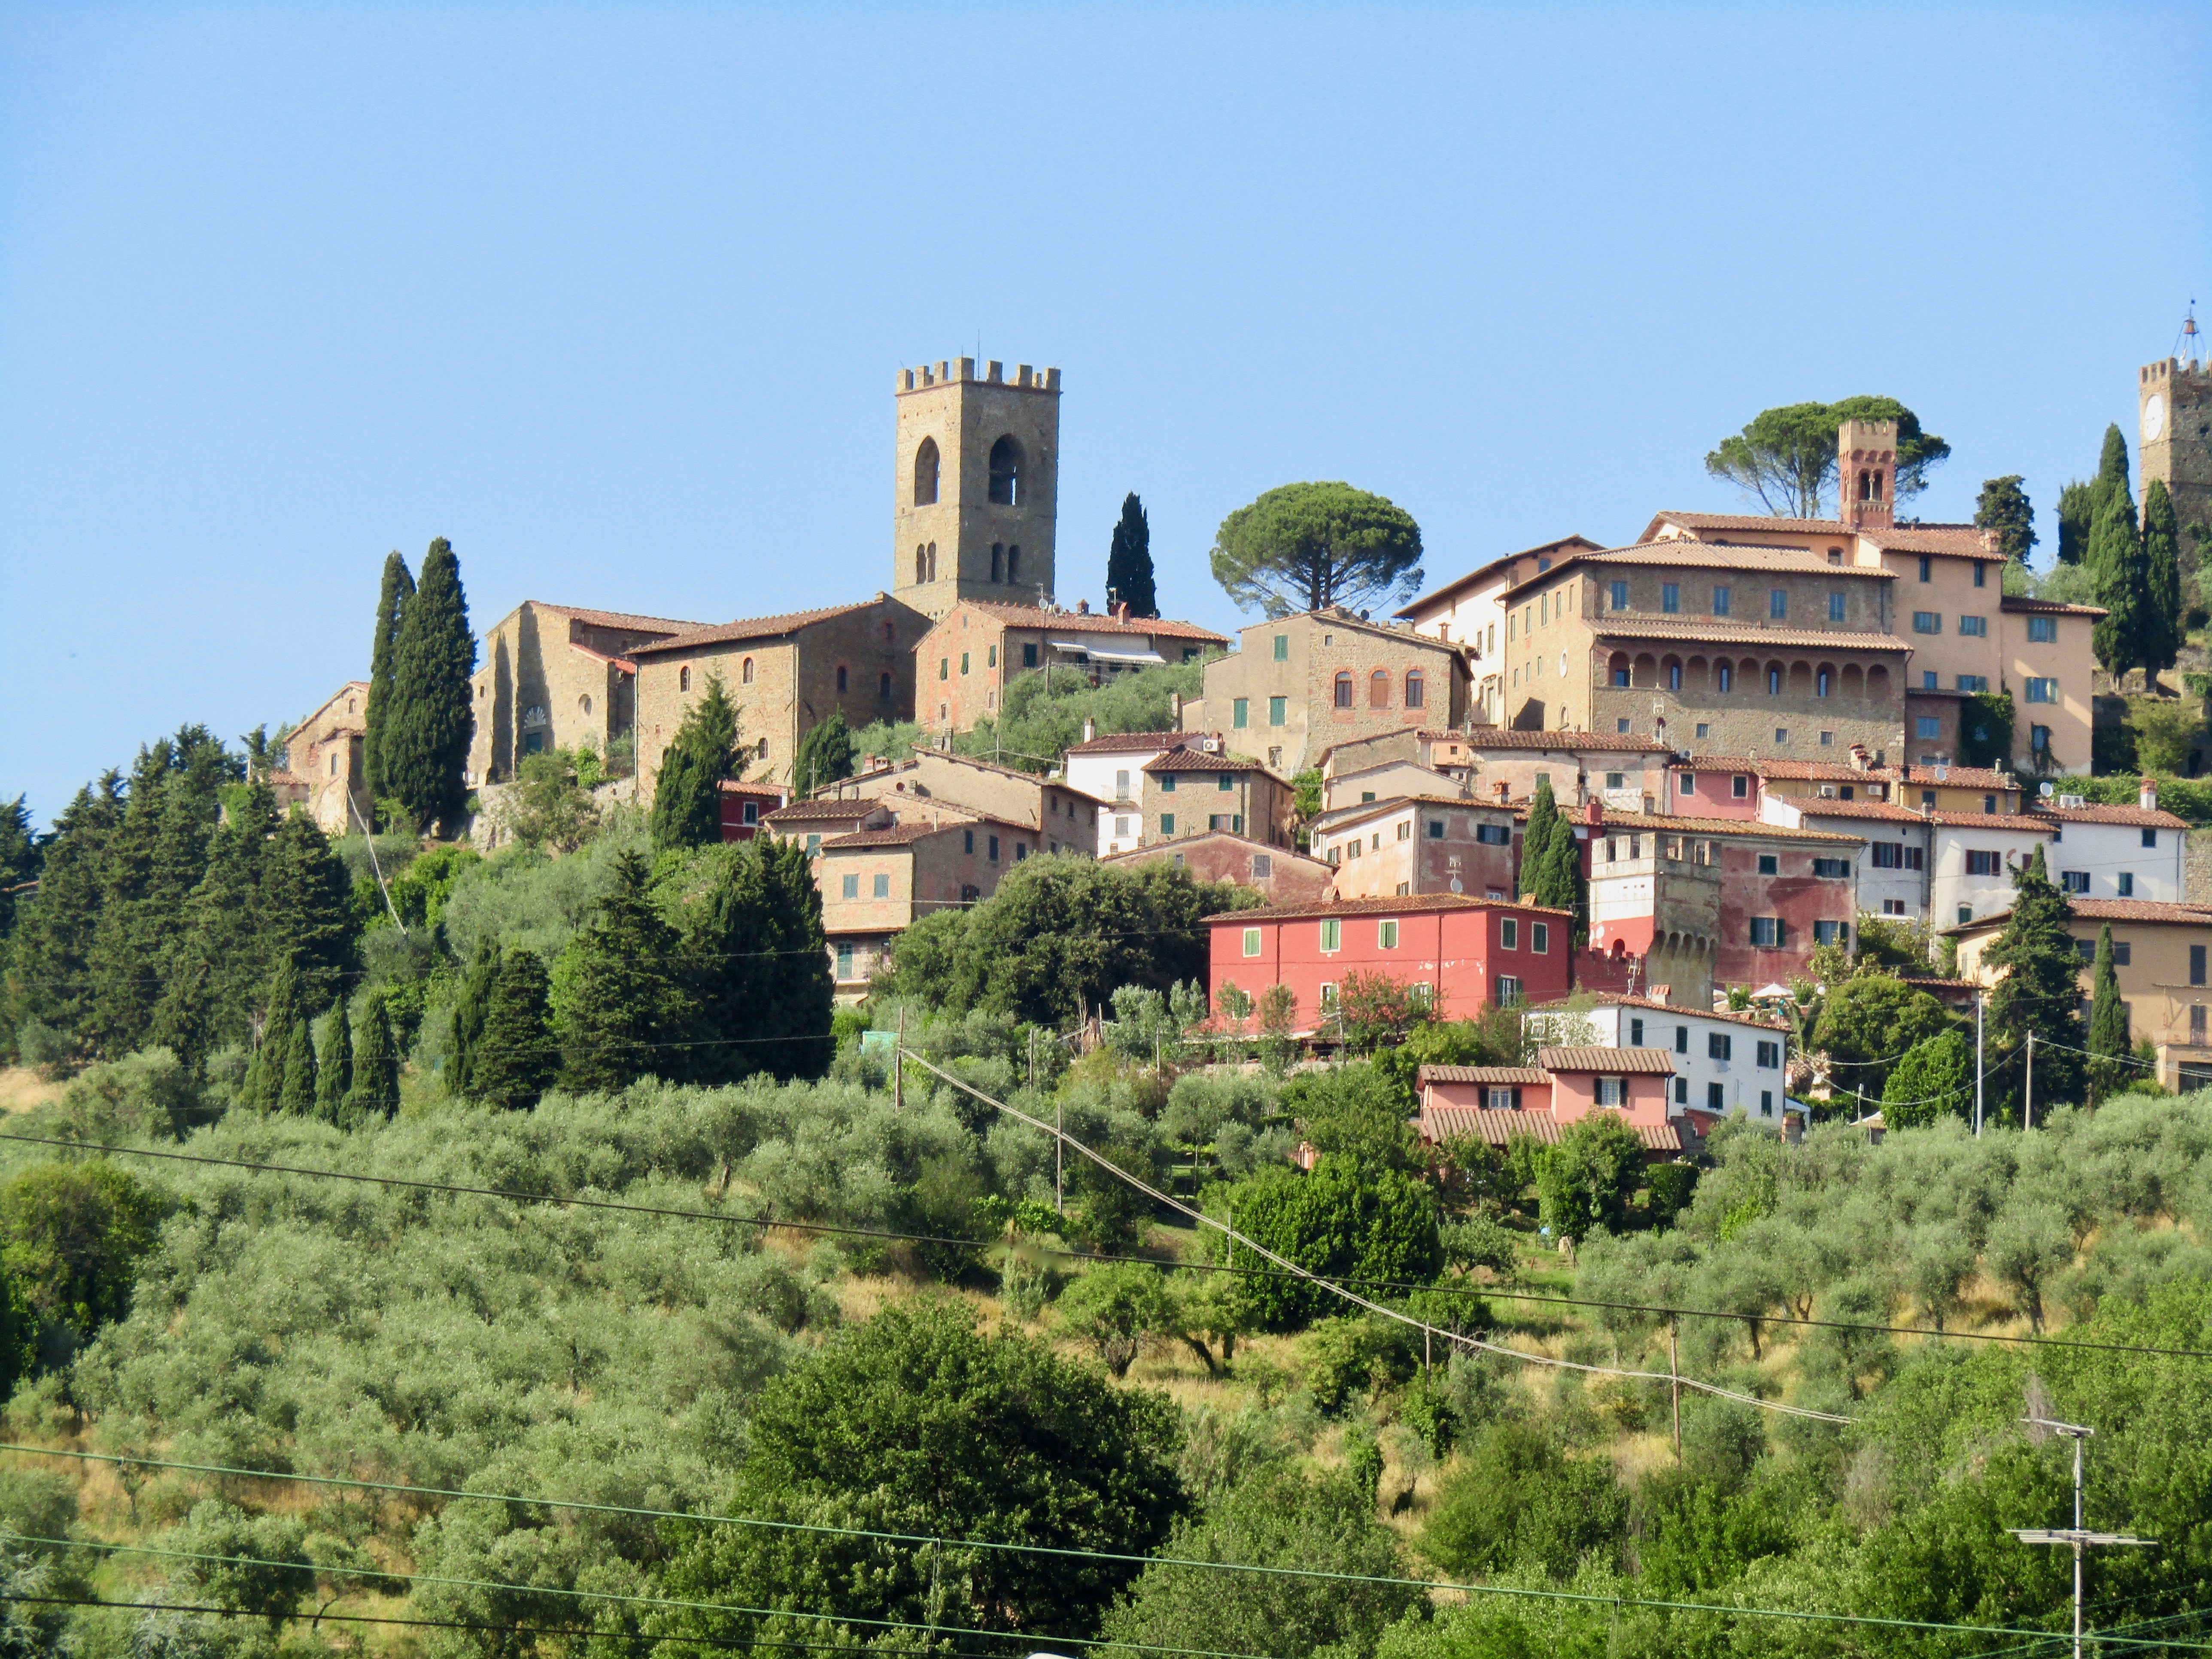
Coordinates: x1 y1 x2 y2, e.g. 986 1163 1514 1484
1075 598 1090 615
1082 718 1097 743
1583 797 1603 826
2142 775 2159 813
1647 984 1671 1005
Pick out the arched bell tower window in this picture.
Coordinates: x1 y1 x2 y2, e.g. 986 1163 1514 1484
913 438 940 506
988 435 1024 506
1007 545 1021 585
915 544 927 584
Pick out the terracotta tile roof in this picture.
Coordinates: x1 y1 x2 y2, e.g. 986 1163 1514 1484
1537 1046 1679 1073
1644 510 1860 539
1771 798 1931 824
1416 1106 1692 1152
766 798 886 821
1896 764 2018 789
1144 747 1276 775
1643 513 1996 560
2027 803 2188 829
2001 595 2107 617
1680 754 1882 781
1533 993 1788 1030
538 602 708 633
1065 730 1206 755
961 602 1228 642
1419 1065 1551 1085
1587 617 1910 652
1503 541 1897 599
1922 811 2053 830
1394 536 1604 617
820 823 949 849
1101 830 1329 866
1540 809 1865 842
1460 729 1676 754
1862 524 1997 556
1313 794 1512 833
1946 898 2212 933
1213 893 1570 924
632 602 880 653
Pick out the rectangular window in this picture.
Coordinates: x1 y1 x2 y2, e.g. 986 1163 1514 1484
1748 918 1782 948
1924 671 1940 691
1757 854 1778 875
1501 918 1519 950
1712 585 1732 617
1319 918 1341 951
2062 869 2089 893
1594 1077 1625 1106
1022 643 1038 667
1966 851 2001 875
1486 1087 1518 1111
1674 1025 1689 1054
1379 919 1399 949
1319 981 1337 1009
1243 927 1262 958
1232 697 1248 728
2193 945 2206 986
939 656 950 679
1630 1018 1644 1047
1495 975 1522 1005
840 874 859 899
2029 616 2056 643
1252 854 1272 878
1873 842 1901 868
1812 857 1850 878
986 644 997 667
1916 717 1943 739
1959 615 1987 637
1220 772 1237 792
1708 1033 1733 1060
1159 813 1175 836
1813 919 1847 947
1732 775 1749 799
872 873 890 898
1756 1039 1781 1069
836 942 854 979
1680 773 1696 795
1822 591 1843 622
1268 696 1287 726
1159 773 1176 792
1477 821 1509 845
1957 675 1989 693
1427 818 1445 839
1919 555 1932 582
1708 1082 1726 1111
1271 634 1290 662
1531 922 1549 954
1113 815 1131 837
964 828 975 854
1662 582 1680 614
1114 769 1132 799
2118 872 2135 897
2196 1005 2208 1042
2026 678 2058 703
1913 611 1941 634
1769 589 1787 620
1610 580 1629 611
2143 827 2160 848
1674 1078 1688 1104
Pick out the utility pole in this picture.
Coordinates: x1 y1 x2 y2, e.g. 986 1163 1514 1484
2009 1418 2156 1659
893 1006 904 1115
1975 991 1986 1136
2025 1030 2034 1131
1669 1320 1682 1462
1054 1096 1064 1215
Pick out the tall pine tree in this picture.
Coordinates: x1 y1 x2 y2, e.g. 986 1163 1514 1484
315 998 352 1121
793 710 854 798
152 779 280 1066
676 838 835 1085
346 991 401 1121
2142 479 2185 678
2056 480 2095 565
0 796 40 942
650 672 741 851
6 773 125 1048
472 948 559 1109
380 538 476 836
1106 493 1158 618
2086 922 2130 1106
243 959 304 1109
554 848 695 1092
279 1019 318 1113
1984 845 2084 1113
261 809 356 1012
2089 486 2148 679
1973 476 2037 563
449 939 500 1099
363 550 415 802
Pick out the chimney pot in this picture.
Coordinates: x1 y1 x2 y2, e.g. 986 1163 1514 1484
1583 798 1603 826
1082 718 1097 743
1076 598 1090 614
2141 775 2159 812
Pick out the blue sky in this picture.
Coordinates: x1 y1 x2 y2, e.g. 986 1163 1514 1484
2 4 2206 824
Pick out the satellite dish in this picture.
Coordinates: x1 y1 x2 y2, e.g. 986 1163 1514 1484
2041 781 2055 796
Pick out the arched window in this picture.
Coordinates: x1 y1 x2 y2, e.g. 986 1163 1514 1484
757 738 769 760
679 666 691 692
913 438 940 505
1007 545 1021 584
879 671 893 700
836 665 848 692
988 435 1024 505
1717 663 1733 692
915 545 927 584
991 544 1004 583
1816 668 1832 698
1404 668 1425 708
1369 669 1391 708
1667 662 1683 691
927 542 938 582
1334 671 1353 709
742 657 754 684
579 693 592 715
1767 666 1783 695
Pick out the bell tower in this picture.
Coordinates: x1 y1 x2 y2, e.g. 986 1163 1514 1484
893 357 1061 621
1838 418 1897 532
2142 312 2212 541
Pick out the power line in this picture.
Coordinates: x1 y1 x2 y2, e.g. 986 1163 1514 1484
7 1128 2201 1361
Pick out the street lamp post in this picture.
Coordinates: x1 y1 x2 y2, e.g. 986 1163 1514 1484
2008 1418 2156 1659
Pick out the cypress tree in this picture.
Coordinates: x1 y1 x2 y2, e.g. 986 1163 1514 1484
7 773 125 1046
279 1018 317 1113
1106 492 1158 618
2087 923 2130 1106
1547 809 1588 950
1522 778 1562 904
347 991 401 1121
315 997 352 1121
380 538 476 836
82 744 174 1056
650 672 740 851
363 550 415 802
680 839 835 1085
152 779 279 1063
2089 486 2148 680
2142 479 2185 678
472 948 559 1109
2094 422 2133 516
554 848 695 1093
1984 845 2084 1113
261 809 356 1012
793 709 854 798
450 938 500 1098
2056 480 2095 566
1973 476 2037 563
245 959 302 1109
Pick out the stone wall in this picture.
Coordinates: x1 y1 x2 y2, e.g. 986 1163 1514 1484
1197 611 1468 777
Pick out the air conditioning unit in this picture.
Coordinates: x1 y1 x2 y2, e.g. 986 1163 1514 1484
1817 785 1838 798
2059 794 2087 808
1200 737 1223 754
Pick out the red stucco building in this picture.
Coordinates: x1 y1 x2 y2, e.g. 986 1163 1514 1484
1207 893 1573 1036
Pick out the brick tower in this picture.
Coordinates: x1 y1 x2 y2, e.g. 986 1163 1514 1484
2141 337 2212 539
893 357 1061 621
1838 418 1897 532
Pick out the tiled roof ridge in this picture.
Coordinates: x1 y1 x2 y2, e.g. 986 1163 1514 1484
1537 1045 1679 1073
1945 897 2212 933
535 602 710 632
633 601 880 653
1215 893 1572 923
1393 535 1604 617
961 601 1228 640
1065 729 1204 753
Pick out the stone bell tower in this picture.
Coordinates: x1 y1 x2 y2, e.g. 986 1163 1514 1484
1838 418 1897 532
893 357 1061 622
2142 318 2212 539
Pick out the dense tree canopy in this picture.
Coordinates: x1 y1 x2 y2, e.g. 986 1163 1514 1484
1210 481 1424 617
650 669 741 851
1973 474 2037 562
1704 396 1948 517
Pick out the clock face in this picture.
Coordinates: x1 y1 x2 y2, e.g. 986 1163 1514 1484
2144 391 2168 442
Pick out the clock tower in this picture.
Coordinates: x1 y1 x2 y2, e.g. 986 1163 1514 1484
2141 312 2212 540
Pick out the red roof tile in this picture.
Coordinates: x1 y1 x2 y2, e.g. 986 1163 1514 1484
1460 730 1676 754
632 602 880 654
1394 536 1604 617
1214 893 1569 924
820 823 950 849
1143 747 1270 774
1771 798 1930 824
537 602 709 633
1588 617 1910 652
1416 1106 1692 1152
1065 730 1206 755
958 602 1228 642
1537 1046 1677 1073
1419 1065 1552 1085
2001 595 2107 617
2026 804 2187 829
1946 899 2212 933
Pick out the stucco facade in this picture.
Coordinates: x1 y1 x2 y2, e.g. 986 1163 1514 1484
1556 995 1792 1121
1392 535 1603 725
1101 832 1336 905
830 748 1101 856
814 814 1042 999
1310 796 1521 901
914 600 1224 732
1189 610 1469 776
1139 746 1294 850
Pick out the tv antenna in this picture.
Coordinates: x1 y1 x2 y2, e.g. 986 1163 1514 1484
2008 1417 2156 1659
